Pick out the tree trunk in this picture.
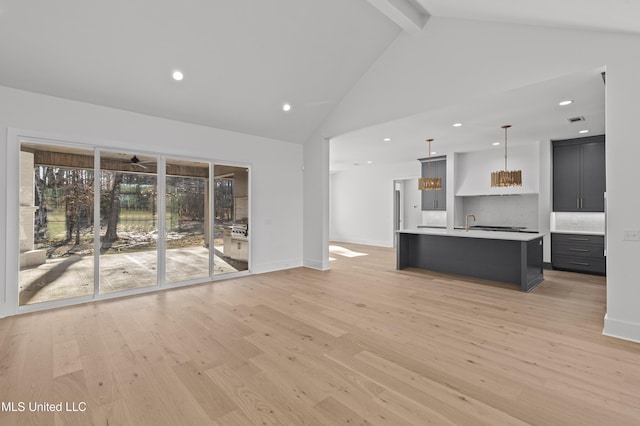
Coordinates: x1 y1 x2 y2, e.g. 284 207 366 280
104 173 123 243
75 210 81 245
66 198 72 242
34 168 47 235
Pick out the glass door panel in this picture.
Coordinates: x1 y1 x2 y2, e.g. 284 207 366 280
213 165 249 275
99 151 158 294
18 143 95 305
16 140 253 311
165 158 210 283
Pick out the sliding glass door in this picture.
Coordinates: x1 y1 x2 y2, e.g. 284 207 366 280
213 164 249 275
18 143 95 305
16 139 251 310
165 158 210 283
98 151 158 294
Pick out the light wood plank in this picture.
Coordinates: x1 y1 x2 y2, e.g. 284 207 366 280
2 242 640 425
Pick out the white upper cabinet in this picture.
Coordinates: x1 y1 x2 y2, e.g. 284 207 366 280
455 143 540 196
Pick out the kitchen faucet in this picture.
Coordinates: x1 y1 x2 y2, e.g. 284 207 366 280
465 214 476 232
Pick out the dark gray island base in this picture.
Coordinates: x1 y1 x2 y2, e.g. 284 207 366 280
397 230 544 292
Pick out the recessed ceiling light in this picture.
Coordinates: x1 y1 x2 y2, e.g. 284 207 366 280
452 123 463 127
430 151 437 155
383 138 391 142
559 100 573 106
172 70 184 81
367 161 373 164
579 129 589 134
282 103 292 112
492 142 500 146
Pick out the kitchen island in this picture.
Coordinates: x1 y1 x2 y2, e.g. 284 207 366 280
397 229 544 292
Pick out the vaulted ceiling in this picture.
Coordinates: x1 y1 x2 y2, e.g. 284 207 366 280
0 0 400 143
0 0 637 146
417 0 640 34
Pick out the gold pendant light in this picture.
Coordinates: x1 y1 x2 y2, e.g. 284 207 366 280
491 125 522 187
419 138 442 191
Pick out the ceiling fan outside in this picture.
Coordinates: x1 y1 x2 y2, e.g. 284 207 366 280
129 155 146 169
102 153 157 170
121 155 156 169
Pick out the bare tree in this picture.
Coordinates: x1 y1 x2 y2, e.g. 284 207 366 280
104 172 123 244
63 169 94 245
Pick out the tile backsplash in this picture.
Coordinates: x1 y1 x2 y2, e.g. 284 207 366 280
460 194 539 229
421 210 447 227
551 212 605 233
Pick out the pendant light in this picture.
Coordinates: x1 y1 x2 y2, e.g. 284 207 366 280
491 125 522 187
418 139 442 190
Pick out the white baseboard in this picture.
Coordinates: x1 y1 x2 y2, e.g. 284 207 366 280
603 314 640 344
330 236 393 248
252 258 303 274
303 258 330 271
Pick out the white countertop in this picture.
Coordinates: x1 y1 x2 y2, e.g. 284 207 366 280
399 228 543 241
551 230 605 236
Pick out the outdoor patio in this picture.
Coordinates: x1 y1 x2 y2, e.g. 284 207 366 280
19 245 239 305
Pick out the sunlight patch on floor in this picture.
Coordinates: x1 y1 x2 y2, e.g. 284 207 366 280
329 245 368 258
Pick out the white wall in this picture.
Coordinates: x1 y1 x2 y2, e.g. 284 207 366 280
310 17 640 342
303 132 330 270
1 86 303 318
538 139 552 263
603 58 640 342
0 130 7 312
353 178 425 238
329 161 419 247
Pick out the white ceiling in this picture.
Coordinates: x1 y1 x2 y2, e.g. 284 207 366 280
417 0 640 35
0 0 400 143
0 0 633 147
330 67 606 172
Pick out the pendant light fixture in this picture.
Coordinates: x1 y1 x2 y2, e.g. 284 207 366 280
491 125 522 187
418 139 442 191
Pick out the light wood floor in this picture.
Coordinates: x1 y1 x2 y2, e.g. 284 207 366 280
1 242 639 425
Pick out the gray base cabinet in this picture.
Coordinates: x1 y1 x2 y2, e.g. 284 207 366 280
397 232 544 292
551 233 605 275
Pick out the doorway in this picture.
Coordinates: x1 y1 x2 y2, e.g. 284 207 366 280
393 181 403 247
393 178 422 247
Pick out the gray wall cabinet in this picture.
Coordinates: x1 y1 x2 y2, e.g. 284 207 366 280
419 157 446 211
552 135 605 212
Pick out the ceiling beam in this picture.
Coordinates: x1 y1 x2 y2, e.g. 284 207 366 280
367 0 429 33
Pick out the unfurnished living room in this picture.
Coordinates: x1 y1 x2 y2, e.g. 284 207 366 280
2 1 640 425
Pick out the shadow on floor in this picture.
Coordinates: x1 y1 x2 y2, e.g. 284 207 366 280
20 256 84 305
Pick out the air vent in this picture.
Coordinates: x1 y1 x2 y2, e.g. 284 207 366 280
567 116 585 123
